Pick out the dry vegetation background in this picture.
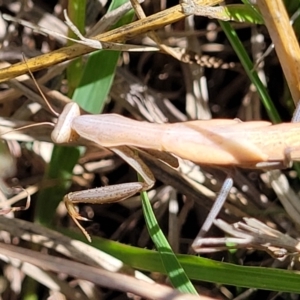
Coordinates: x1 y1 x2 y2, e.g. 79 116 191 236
0 0 300 299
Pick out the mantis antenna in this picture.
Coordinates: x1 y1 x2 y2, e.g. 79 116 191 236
0 55 58 136
22 54 60 117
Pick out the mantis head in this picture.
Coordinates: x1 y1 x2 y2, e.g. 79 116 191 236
51 102 81 144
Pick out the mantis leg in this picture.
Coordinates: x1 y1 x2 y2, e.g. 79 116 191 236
64 145 155 242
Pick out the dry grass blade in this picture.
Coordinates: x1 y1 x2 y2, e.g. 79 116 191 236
0 255 90 300
0 242 209 300
0 217 145 272
263 170 300 227
256 0 300 105
195 218 300 259
0 0 222 83
129 0 184 61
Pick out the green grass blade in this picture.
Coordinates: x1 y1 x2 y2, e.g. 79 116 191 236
99 238 300 293
57 230 300 294
35 146 81 225
224 5 263 24
66 0 86 95
219 21 281 123
72 0 134 113
140 188 197 295
72 50 120 113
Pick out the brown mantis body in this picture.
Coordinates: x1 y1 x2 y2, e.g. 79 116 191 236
3 93 300 243
65 111 300 168
48 101 300 242
3 55 299 244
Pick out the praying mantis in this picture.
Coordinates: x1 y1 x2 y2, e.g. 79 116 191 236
47 98 300 243
3 74 300 243
2 2 300 250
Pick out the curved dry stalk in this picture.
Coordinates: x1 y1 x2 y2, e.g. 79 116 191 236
0 186 35 213
0 217 146 274
0 0 222 83
256 0 300 105
263 170 300 227
194 218 300 259
0 254 90 300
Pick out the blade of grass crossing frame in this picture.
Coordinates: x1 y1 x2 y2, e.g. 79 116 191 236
34 147 81 226
57 229 300 294
139 187 197 294
72 51 120 112
219 20 281 123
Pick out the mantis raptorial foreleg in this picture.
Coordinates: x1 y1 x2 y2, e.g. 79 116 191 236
65 183 149 242
2 58 179 242
59 113 182 241
64 145 155 242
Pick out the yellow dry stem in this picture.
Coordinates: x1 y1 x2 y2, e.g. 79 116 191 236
0 0 222 83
